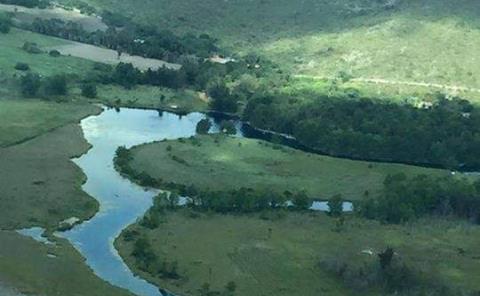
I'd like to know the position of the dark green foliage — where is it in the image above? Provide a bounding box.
[244,94,480,170]
[131,237,180,279]
[14,62,30,71]
[20,73,41,97]
[357,174,480,224]
[44,74,67,96]
[0,13,12,33]
[196,119,211,134]
[28,16,218,62]
[378,247,394,270]
[208,80,238,113]
[48,49,61,57]
[327,194,343,217]
[0,0,49,8]
[322,250,457,295]
[291,190,312,210]
[22,42,42,54]
[81,83,97,98]
[112,63,140,89]
[219,120,236,134]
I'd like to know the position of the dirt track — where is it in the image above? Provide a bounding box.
[47,42,181,71]
[294,74,480,94]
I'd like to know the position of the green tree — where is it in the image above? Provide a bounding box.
[327,194,343,217]
[81,83,97,98]
[196,119,211,134]
[44,74,67,96]
[291,191,311,210]
[20,73,41,97]
[0,14,12,34]
[220,120,236,134]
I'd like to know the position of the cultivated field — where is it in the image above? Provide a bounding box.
[125,135,447,201]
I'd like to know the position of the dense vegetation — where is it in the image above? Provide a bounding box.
[0,0,49,8]
[0,13,11,33]
[244,94,480,170]
[28,16,218,62]
[20,72,68,97]
[357,174,480,224]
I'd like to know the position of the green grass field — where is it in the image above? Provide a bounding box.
[0,28,96,77]
[0,119,99,231]
[57,0,480,101]
[125,135,447,201]
[0,99,100,147]
[0,231,134,296]
[117,210,480,296]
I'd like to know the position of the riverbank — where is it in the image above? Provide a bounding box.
[118,135,447,201]
[0,99,138,295]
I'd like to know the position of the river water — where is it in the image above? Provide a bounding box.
[45,107,352,296]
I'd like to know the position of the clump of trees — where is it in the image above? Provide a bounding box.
[196,119,211,134]
[131,237,180,280]
[28,16,218,62]
[81,83,97,98]
[14,62,30,71]
[321,247,459,295]
[357,173,480,224]
[20,73,41,96]
[0,13,12,33]
[0,0,49,8]
[22,42,42,54]
[244,94,480,170]
[19,73,68,97]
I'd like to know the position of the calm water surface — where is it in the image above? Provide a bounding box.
[46,107,352,296]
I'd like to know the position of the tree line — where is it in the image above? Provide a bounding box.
[243,93,480,170]
[357,173,480,224]
[27,16,218,62]
[0,0,48,8]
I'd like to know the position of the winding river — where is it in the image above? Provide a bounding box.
[46,107,352,296]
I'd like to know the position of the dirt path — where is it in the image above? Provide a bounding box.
[46,42,181,71]
[0,3,107,32]
[294,74,480,94]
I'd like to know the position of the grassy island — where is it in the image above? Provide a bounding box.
[118,135,447,201]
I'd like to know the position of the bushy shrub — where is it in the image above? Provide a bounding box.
[14,62,30,71]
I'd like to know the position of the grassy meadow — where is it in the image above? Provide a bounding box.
[59,0,480,101]
[117,210,480,296]
[125,135,447,201]
[0,231,134,296]
[0,28,96,77]
[0,99,100,147]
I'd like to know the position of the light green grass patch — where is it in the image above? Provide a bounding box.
[126,135,447,201]
[0,231,133,296]
[0,99,99,147]
[0,28,95,77]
